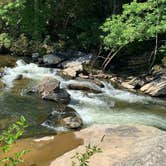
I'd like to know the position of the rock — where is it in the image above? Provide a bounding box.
[43,54,65,67]
[62,116,83,129]
[0,68,4,78]
[43,106,83,129]
[162,57,166,67]
[36,77,70,104]
[121,77,146,90]
[51,124,166,166]
[14,74,23,80]
[140,78,166,97]
[32,53,40,62]
[43,89,70,104]
[121,82,135,89]
[91,79,105,88]
[0,80,5,89]
[152,65,163,74]
[61,62,83,78]
[37,77,60,95]
[67,82,102,93]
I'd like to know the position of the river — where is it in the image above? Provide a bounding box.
[0,54,166,138]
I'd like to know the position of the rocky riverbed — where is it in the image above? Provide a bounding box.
[0,53,166,165]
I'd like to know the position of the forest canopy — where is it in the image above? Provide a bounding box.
[0,0,165,69]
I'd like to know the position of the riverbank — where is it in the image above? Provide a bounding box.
[1,124,165,166]
[0,54,166,166]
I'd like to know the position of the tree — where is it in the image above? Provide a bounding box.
[101,0,166,70]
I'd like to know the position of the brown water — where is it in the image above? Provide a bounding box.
[0,132,83,166]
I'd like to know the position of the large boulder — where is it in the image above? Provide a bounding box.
[43,89,70,104]
[51,124,166,166]
[37,77,70,104]
[37,77,60,95]
[140,78,166,97]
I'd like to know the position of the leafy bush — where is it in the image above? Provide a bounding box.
[71,144,102,166]
[101,0,166,69]
[0,116,30,166]
[0,33,12,49]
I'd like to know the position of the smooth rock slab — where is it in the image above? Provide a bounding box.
[140,78,166,97]
[51,124,166,166]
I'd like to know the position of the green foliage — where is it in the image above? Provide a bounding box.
[10,34,29,55]
[0,116,28,153]
[71,144,102,166]
[0,116,29,166]
[1,149,30,166]
[101,0,166,50]
[0,33,12,49]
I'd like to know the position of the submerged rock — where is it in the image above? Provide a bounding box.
[51,124,166,166]
[0,80,5,89]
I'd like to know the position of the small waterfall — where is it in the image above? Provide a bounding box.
[2,60,59,88]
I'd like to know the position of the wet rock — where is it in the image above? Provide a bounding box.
[43,54,65,67]
[14,74,23,80]
[0,68,4,78]
[43,106,83,130]
[51,124,166,166]
[90,79,105,88]
[43,89,70,104]
[37,77,60,95]
[140,78,166,97]
[36,77,70,104]
[62,116,83,129]
[67,82,102,93]
[0,80,5,89]
[12,78,32,95]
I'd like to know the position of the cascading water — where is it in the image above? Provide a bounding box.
[0,59,166,135]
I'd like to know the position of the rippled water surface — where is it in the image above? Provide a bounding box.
[0,55,166,136]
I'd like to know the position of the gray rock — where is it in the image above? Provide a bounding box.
[32,53,40,62]
[43,89,70,104]
[62,116,83,129]
[43,106,83,130]
[37,77,60,95]
[51,125,166,166]
[43,54,65,67]
[67,82,102,93]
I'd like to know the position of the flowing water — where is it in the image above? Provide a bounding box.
[0,55,166,137]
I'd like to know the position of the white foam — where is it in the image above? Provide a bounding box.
[2,60,57,88]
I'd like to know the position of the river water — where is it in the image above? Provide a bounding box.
[0,55,166,137]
